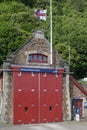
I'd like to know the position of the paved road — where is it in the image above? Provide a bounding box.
[0,121,87,130]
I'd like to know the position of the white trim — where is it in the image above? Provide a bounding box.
[50,0,53,64]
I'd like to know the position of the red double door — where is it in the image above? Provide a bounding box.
[13,71,63,124]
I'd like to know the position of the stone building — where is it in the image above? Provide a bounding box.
[0,30,87,124]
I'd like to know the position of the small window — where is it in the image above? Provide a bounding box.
[28,54,48,63]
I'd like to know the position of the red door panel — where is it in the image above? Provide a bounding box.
[13,72,39,124]
[40,73,47,122]
[14,72,23,124]
[13,69,63,124]
[40,73,62,123]
[31,73,38,123]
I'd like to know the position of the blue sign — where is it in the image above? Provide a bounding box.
[76,108,80,115]
[20,68,58,74]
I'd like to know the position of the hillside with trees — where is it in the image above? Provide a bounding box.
[0,0,87,79]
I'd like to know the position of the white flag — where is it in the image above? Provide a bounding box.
[34,9,47,21]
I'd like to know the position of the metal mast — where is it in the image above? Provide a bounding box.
[50,0,52,64]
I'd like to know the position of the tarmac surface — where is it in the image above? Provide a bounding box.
[0,121,87,130]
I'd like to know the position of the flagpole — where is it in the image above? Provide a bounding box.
[69,46,70,66]
[50,0,52,64]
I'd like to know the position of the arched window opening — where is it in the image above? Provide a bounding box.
[28,54,48,63]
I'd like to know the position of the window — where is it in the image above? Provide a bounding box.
[34,55,37,61]
[39,55,42,62]
[43,56,47,63]
[29,55,32,62]
[28,54,48,63]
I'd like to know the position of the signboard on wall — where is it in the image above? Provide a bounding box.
[20,68,58,74]
[84,102,87,108]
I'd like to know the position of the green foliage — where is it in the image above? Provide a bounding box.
[0,1,28,14]
[55,43,80,77]
[0,0,87,79]
[70,0,85,12]
[18,0,36,7]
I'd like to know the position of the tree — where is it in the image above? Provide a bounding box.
[0,0,87,79]
[18,0,36,8]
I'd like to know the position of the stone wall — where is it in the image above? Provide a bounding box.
[14,38,50,66]
[0,74,3,116]
[63,77,69,120]
[70,79,87,118]
[1,62,13,124]
[8,30,66,68]
[0,74,3,102]
[70,80,87,99]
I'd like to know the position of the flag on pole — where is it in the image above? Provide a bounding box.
[34,9,47,21]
